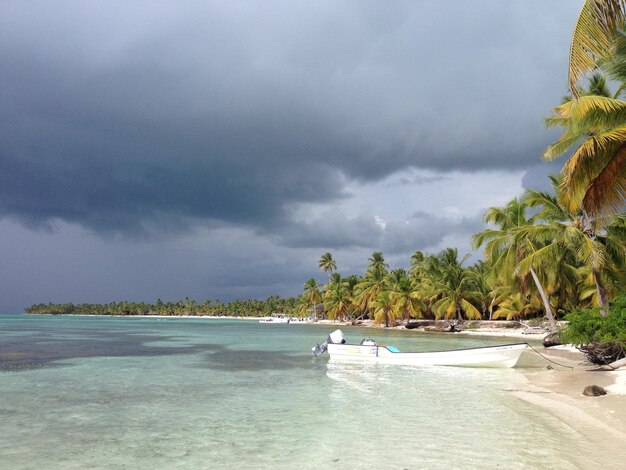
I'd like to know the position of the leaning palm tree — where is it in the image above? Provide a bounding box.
[318,252,337,280]
[520,176,626,314]
[353,266,387,320]
[473,199,559,332]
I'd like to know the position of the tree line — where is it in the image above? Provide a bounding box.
[26,296,300,317]
[303,175,625,331]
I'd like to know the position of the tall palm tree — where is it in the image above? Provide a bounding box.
[473,199,558,331]
[318,252,337,280]
[354,266,387,320]
[368,252,389,272]
[519,176,626,314]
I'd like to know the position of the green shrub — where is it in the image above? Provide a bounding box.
[562,294,626,364]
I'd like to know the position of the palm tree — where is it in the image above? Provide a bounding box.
[371,290,398,327]
[368,252,389,272]
[426,248,482,321]
[318,252,337,280]
[302,278,323,316]
[519,176,626,314]
[353,266,387,320]
[467,260,497,319]
[388,269,425,324]
[544,82,626,216]
[549,1,626,216]
[473,199,559,331]
[323,276,351,321]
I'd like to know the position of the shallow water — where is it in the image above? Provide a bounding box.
[0,315,610,469]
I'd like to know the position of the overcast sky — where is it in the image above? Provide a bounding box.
[0,1,581,312]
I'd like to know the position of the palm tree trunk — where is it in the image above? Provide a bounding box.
[529,267,557,333]
[592,268,610,316]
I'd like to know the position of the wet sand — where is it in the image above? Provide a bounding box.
[512,347,626,460]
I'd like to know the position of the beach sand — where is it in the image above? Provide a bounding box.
[511,347,626,459]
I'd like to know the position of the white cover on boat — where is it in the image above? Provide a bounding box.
[328,329,345,344]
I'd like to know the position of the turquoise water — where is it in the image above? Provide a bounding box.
[0,315,603,469]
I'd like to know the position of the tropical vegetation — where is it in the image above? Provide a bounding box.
[26,296,300,318]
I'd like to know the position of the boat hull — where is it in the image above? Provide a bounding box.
[326,343,527,368]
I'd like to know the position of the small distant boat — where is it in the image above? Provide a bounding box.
[259,315,290,324]
[312,330,528,368]
[259,315,312,324]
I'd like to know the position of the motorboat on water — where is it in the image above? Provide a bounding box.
[259,315,290,324]
[312,330,528,368]
[259,315,313,324]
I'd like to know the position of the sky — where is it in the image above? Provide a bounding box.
[0,1,582,312]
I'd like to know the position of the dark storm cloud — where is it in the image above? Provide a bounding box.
[0,1,579,235]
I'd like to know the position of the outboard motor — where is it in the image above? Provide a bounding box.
[312,329,345,357]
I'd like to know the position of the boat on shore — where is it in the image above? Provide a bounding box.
[312,330,528,368]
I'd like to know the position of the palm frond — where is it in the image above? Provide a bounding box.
[581,142,626,214]
[569,0,626,96]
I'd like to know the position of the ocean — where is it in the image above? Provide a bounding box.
[0,314,604,469]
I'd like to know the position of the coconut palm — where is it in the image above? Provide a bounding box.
[473,199,558,331]
[302,278,323,312]
[544,85,626,216]
[467,260,497,319]
[324,280,352,321]
[519,176,626,314]
[370,290,398,327]
[368,252,389,272]
[491,289,543,321]
[318,252,337,280]
[425,248,482,321]
[388,269,425,324]
[353,266,387,320]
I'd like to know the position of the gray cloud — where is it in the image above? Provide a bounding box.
[0,2,584,312]
[1,0,578,235]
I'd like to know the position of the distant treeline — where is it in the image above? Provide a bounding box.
[25,296,300,317]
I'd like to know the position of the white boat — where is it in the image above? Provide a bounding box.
[259,315,290,324]
[312,330,528,368]
[259,315,312,324]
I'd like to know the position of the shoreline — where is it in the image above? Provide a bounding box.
[512,346,626,454]
[19,312,626,447]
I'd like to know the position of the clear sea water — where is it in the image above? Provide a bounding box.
[0,314,610,469]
